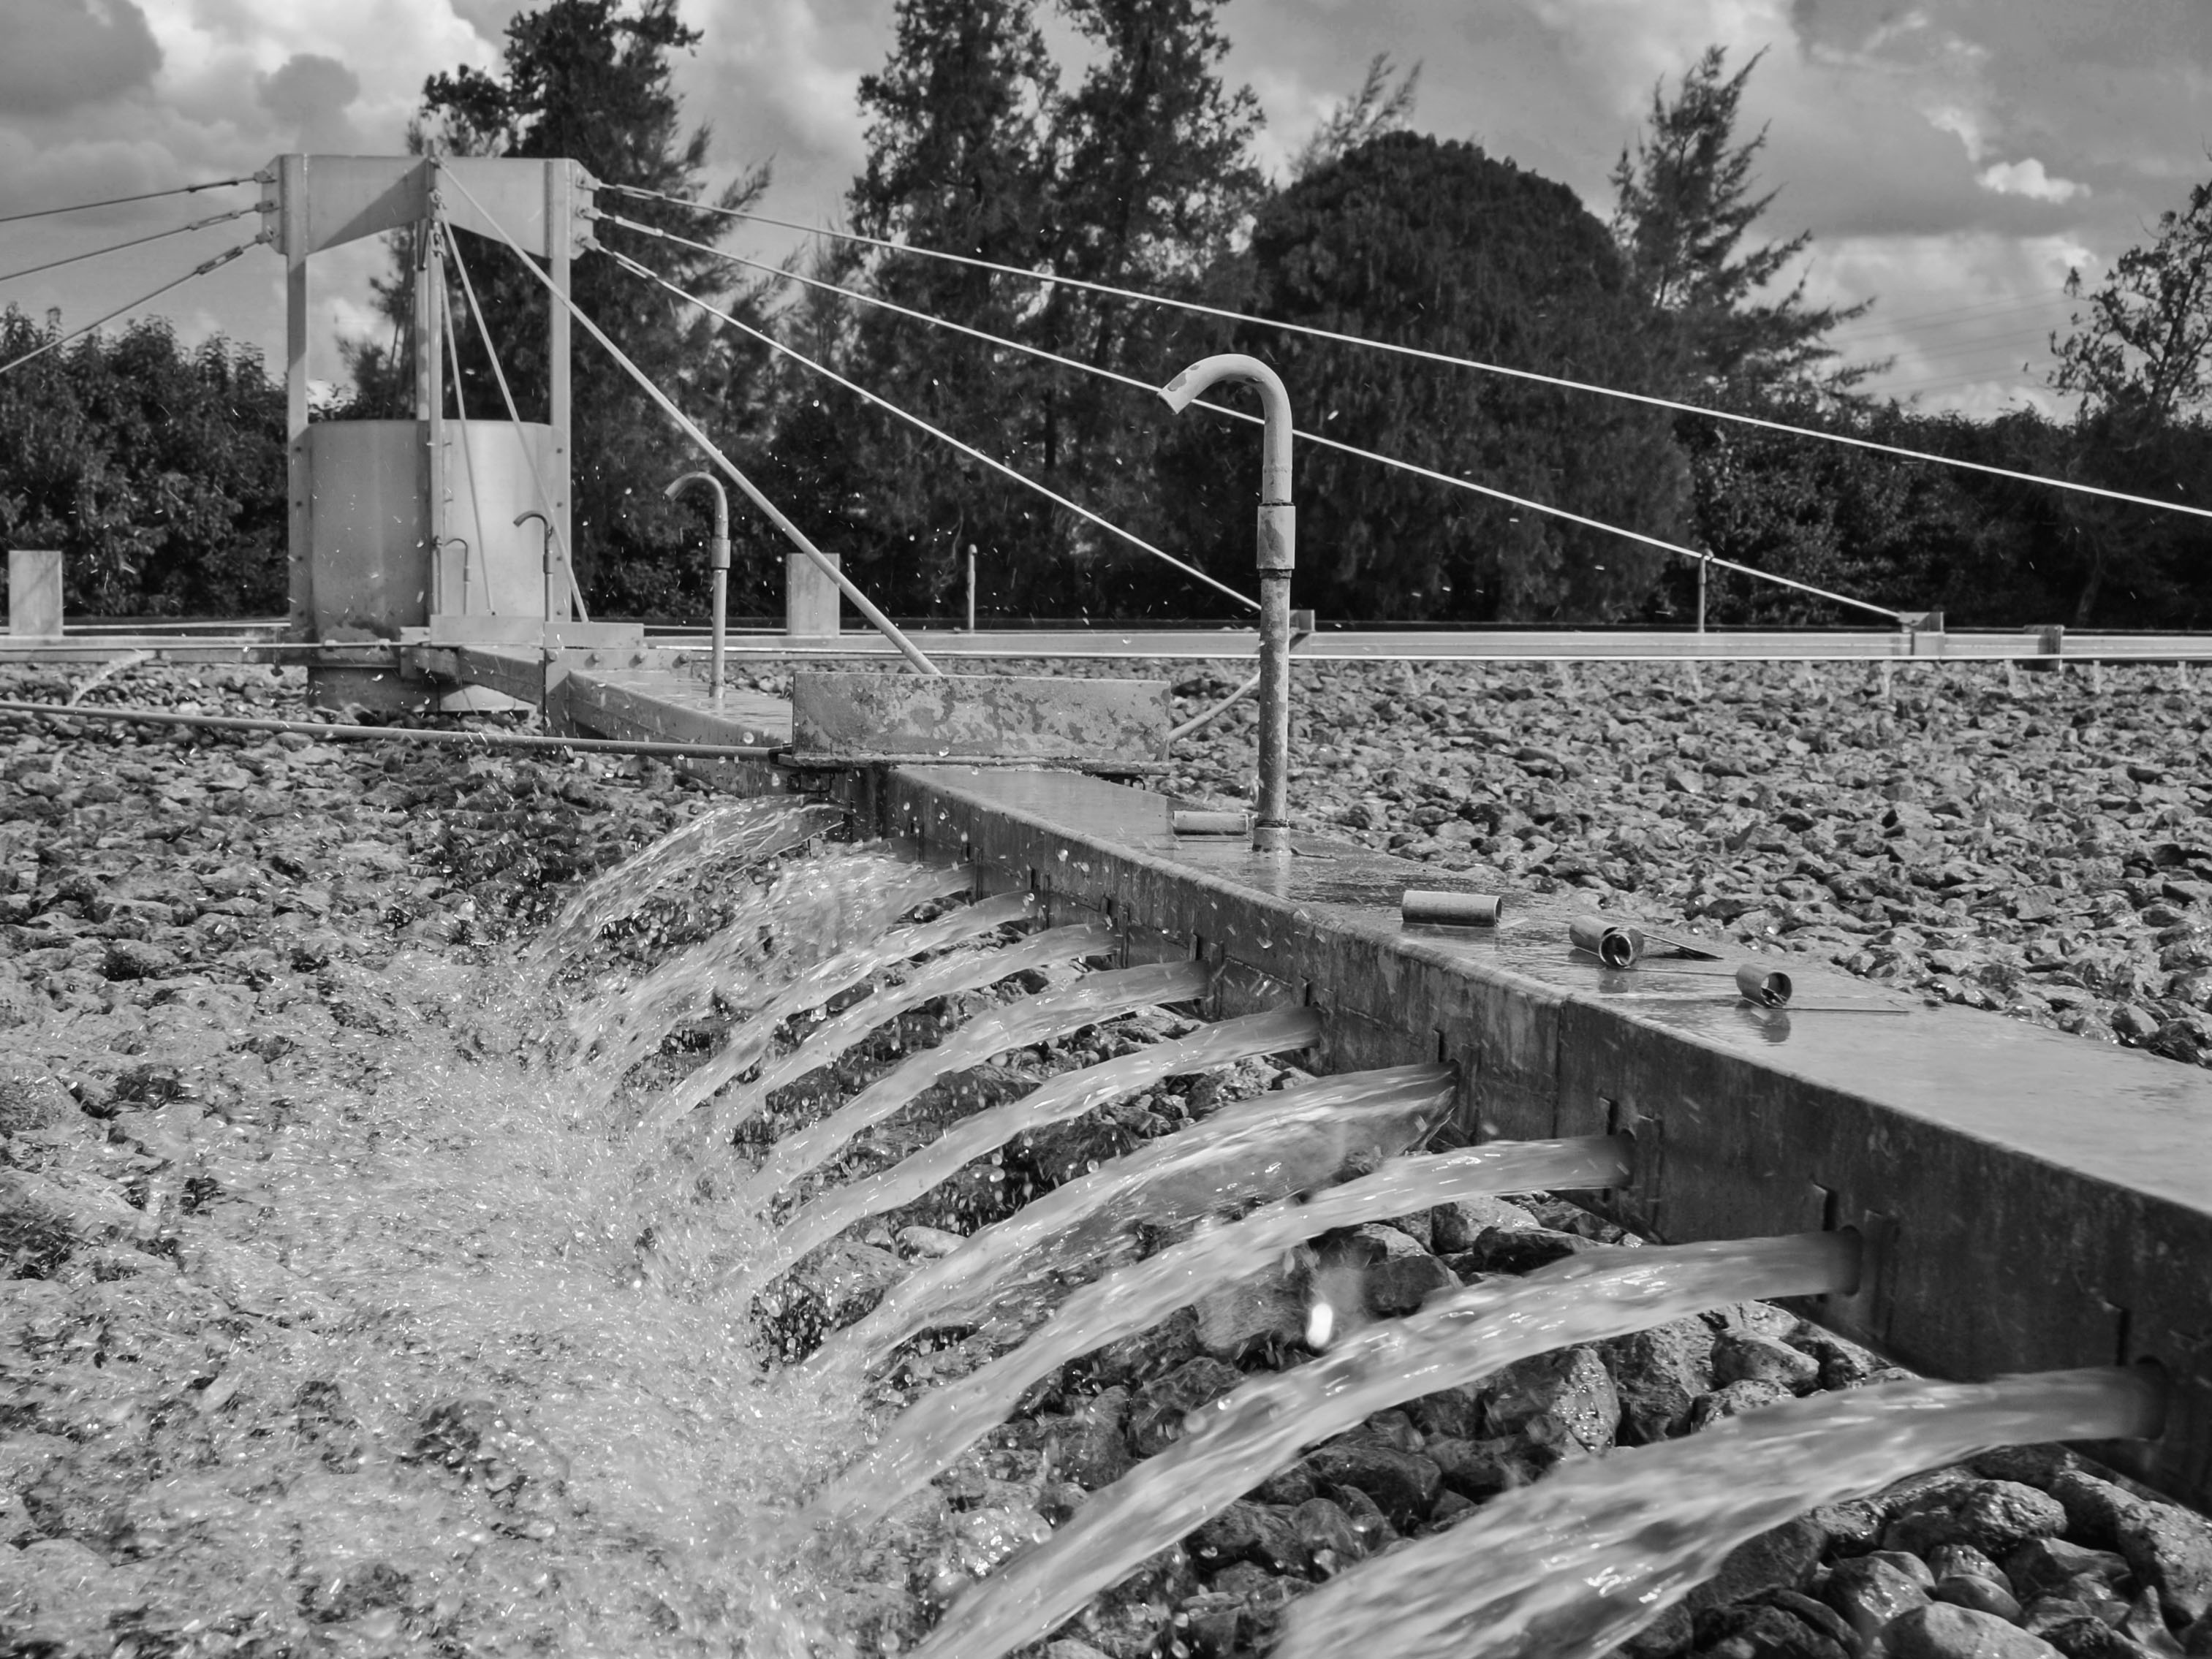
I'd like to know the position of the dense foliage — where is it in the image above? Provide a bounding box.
[1161,134,1690,620]
[0,310,285,617]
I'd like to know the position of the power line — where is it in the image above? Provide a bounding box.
[0,205,258,288]
[439,168,942,677]
[1826,289,2071,341]
[599,210,1900,623]
[0,175,257,228]
[0,236,265,379]
[596,229,1261,613]
[603,185,2212,528]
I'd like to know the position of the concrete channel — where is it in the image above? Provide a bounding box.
[455,643,2212,1514]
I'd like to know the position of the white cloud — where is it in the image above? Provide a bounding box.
[1977,158,2087,203]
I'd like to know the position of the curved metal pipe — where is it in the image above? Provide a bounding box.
[666,471,731,702]
[1161,354,1297,851]
[514,509,553,628]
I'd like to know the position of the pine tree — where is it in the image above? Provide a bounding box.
[1609,47,1864,398]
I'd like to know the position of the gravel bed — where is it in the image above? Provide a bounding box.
[5,658,2211,1659]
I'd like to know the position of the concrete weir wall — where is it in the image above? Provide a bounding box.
[849,764,2212,1511]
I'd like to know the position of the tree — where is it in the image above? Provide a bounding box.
[2046,174,2212,623]
[811,0,1268,618]
[1161,134,1692,621]
[1610,47,1866,398]
[0,309,286,617]
[340,0,780,617]
[1289,53,1420,181]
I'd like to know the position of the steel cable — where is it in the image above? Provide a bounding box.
[0,175,256,227]
[598,210,1898,623]
[599,183,2212,527]
[597,238,1262,615]
[437,170,940,675]
[0,236,266,379]
[0,206,259,287]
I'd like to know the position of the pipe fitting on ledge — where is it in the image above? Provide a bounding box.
[1161,354,1298,854]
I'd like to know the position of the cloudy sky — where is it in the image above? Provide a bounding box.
[1,0,2206,417]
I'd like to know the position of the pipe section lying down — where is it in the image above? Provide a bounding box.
[0,700,780,761]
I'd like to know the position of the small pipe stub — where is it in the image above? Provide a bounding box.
[1736,963,1794,1007]
[1402,889,1503,928]
[1172,809,1251,838]
[1569,915,1645,968]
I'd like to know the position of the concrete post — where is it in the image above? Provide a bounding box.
[8,550,62,639]
[787,550,841,640]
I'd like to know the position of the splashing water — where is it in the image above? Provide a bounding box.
[571,852,964,1082]
[529,797,844,969]
[1277,1367,2167,1659]
[912,1231,1857,1659]
[641,890,1042,1134]
[754,1004,1322,1289]
[690,919,1118,1147]
[727,958,1211,1226]
[813,1063,1465,1378]
[803,1121,1619,1533]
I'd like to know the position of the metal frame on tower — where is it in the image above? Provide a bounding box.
[262,154,594,642]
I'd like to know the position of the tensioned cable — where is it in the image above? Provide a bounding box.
[434,252,492,602]
[0,175,255,228]
[438,170,940,675]
[601,210,1897,623]
[599,238,1262,614]
[437,219,590,623]
[0,236,265,379]
[603,184,2212,527]
[0,205,258,288]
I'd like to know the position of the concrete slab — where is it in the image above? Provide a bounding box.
[791,670,1168,762]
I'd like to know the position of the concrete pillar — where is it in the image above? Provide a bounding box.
[787,550,841,639]
[8,550,62,639]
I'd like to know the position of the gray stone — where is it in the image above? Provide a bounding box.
[1885,1480,2069,1557]
[1822,1554,1933,1642]
[1289,1495,1366,1575]
[1687,1378,1790,1430]
[1486,1344,1620,1453]
[1174,1591,1243,1659]
[1690,1601,1849,1659]
[1303,1439,1442,1532]
[1934,1574,2025,1622]
[2032,1614,2162,1659]
[1429,1194,1539,1253]
[1453,1223,1607,1275]
[1884,1603,2067,1658]
[2113,1498,2212,1625]
[1929,1544,2011,1585]
[1690,1516,1826,1613]
[1187,1500,1309,1576]
[2007,1538,2132,1602]
[1128,1357,1243,1456]
[1425,1434,1555,1501]
[1602,1318,1719,1446]
[1711,1329,1821,1394]
[1365,1252,1458,1316]
[1406,1385,1482,1442]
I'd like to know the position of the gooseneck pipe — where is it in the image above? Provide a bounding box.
[514,509,555,630]
[665,471,730,702]
[1160,354,1295,853]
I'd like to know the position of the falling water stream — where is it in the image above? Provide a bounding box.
[801,1124,1626,1533]
[749,1003,1322,1289]
[1276,1366,2167,1659]
[910,1231,1861,1659]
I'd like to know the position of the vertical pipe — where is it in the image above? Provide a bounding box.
[967,545,977,634]
[420,179,446,624]
[1160,354,1296,854]
[281,155,311,642]
[547,161,575,622]
[665,472,731,703]
[1697,550,1709,635]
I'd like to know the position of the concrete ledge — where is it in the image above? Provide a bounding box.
[792,670,1168,762]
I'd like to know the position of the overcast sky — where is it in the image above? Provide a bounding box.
[2,0,2206,417]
